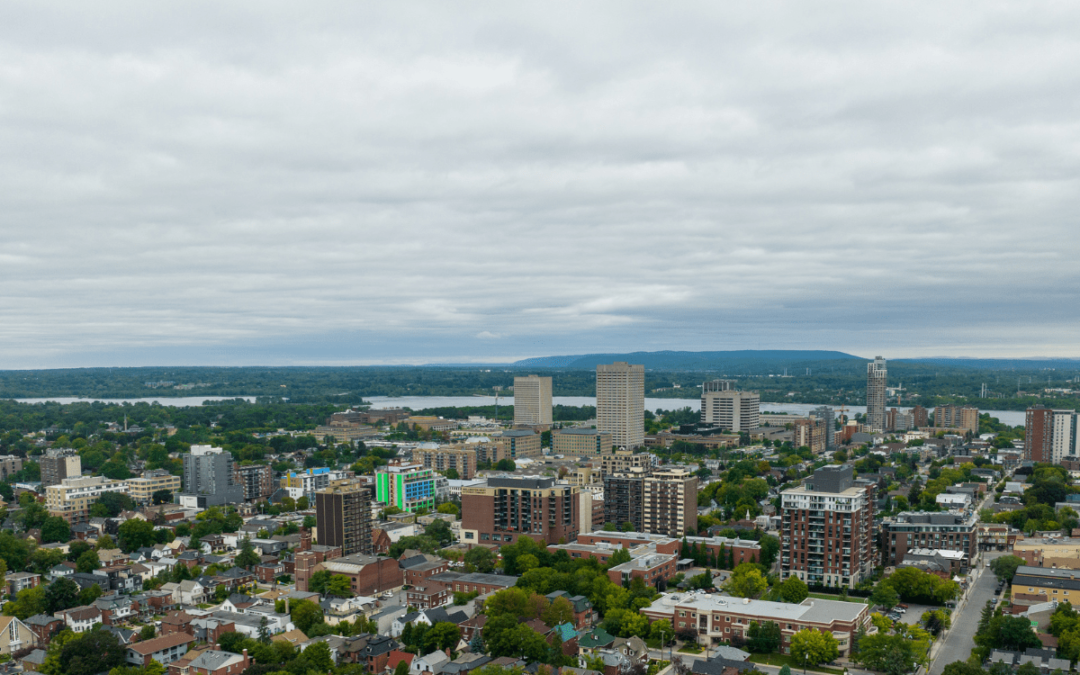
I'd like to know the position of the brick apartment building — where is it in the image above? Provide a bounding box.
[881,512,978,570]
[1026,406,1054,463]
[234,465,274,502]
[461,477,579,546]
[297,552,402,596]
[781,465,876,589]
[315,482,374,556]
[412,445,477,480]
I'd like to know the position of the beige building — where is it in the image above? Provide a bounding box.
[40,448,82,488]
[47,476,130,525]
[494,430,542,460]
[412,445,478,479]
[700,381,760,432]
[553,428,613,456]
[599,449,653,477]
[126,470,182,505]
[597,362,645,450]
[315,424,381,444]
[514,375,553,426]
[933,405,979,435]
[0,455,23,482]
[643,467,698,537]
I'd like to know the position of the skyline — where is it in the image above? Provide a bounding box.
[4,2,1080,368]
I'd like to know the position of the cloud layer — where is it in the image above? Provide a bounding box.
[2,1,1080,367]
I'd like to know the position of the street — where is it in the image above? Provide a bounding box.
[927,552,1004,674]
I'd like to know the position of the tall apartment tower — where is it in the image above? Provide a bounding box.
[180,445,244,507]
[316,482,375,556]
[781,465,876,589]
[866,357,888,432]
[40,448,82,488]
[911,405,929,428]
[811,407,835,451]
[934,405,980,435]
[603,472,646,532]
[596,362,645,450]
[700,380,760,432]
[643,467,698,537]
[1025,406,1054,463]
[514,375,553,426]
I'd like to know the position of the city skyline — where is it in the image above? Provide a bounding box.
[2,4,1080,368]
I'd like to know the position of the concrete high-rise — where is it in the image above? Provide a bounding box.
[933,405,980,435]
[40,448,81,488]
[316,482,375,556]
[811,407,835,450]
[179,445,244,508]
[700,380,760,432]
[596,362,645,450]
[866,357,888,432]
[642,467,698,537]
[781,465,876,589]
[1025,406,1054,463]
[513,375,553,426]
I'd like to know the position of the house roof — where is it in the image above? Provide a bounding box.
[128,632,196,655]
[187,650,245,671]
[272,629,309,645]
[553,623,577,641]
[386,651,414,670]
[578,627,615,648]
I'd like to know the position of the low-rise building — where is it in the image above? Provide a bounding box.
[881,512,978,570]
[126,471,182,506]
[553,429,613,457]
[46,476,130,525]
[126,632,196,666]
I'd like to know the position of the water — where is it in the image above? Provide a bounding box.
[12,396,257,407]
[366,395,1027,426]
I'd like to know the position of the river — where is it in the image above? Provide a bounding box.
[13,396,257,407]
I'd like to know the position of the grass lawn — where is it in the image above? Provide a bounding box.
[806,592,868,604]
[748,654,844,675]
[678,644,703,654]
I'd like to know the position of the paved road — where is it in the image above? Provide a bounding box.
[928,551,1004,675]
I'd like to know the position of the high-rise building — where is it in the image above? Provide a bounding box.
[781,465,875,588]
[552,428,613,457]
[793,417,827,454]
[933,405,980,435]
[234,464,274,502]
[596,362,645,450]
[46,476,130,525]
[0,455,23,481]
[811,407,835,451]
[911,405,929,428]
[179,445,244,508]
[599,450,655,477]
[603,472,645,532]
[700,381,760,432]
[315,482,375,556]
[460,477,579,545]
[412,444,477,480]
[375,462,436,513]
[866,357,888,432]
[40,448,81,488]
[642,467,698,537]
[514,375,553,426]
[1025,406,1055,463]
[1051,410,1080,464]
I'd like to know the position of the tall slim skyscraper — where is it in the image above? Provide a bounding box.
[596,362,645,450]
[316,482,374,556]
[866,357,887,432]
[1026,406,1054,463]
[513,375,553,426]
[811,406,835,451]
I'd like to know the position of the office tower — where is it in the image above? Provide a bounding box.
[494,430,543,459]
[514,375,553,426]
[793,417,827,454]
[881,512,977,569]
[40,448,81,488]
[375,462,436,513]
[46,476,130,525]
[180,445,244,507]
[234,464,274,502]
[700,380,760,432]
[552,429,613,457]
[642,467,698,537]
[412,445,477,479]
[911,405,929,428]
[316,482,375,556]
[781,465,875,589]
[603,473,645,533]
[866,357,888,432]
[596,362,645,450]
[460,477,579,546]
[933,405,980,435]
[1025,406,1055,463]
[811,407,835,451]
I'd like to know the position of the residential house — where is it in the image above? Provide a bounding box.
[126,633,196,666]
[411,650,450,675]
[59,606,103,633]
[185,648,250,675]
[5,573,41,597]
[23,615,63,646]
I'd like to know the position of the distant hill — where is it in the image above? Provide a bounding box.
[512,350,864,371]
[893,357,1080,371]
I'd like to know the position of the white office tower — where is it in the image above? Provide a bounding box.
[513,375,553,426]
[700,380,760,432]
[596,362,645,450]
[866,357,888,432]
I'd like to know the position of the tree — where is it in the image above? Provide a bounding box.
[649,619,673,645]
[990,555,1024,583]
[139,624,156,641]
[290,599,324,633]
[426,519,453,546]
[324,574,353,597]
[607,547,632,567]
[44,578,81,614]
[297,496,310,510]
[789,628,839,667]
[219,631,249,654]
[437,503,460,515]
[778,666,791,675]
[395,659,411,675]
[151,489,172,505]
[95,534,116,551]
[778,576,808,604]
[94,492,135,518]
[78,584,103,606]
[746,621,782,654]
[3,585,46,619]
[998,615,1043,651]
[303,641,333,671]
[235,536,260,569]
[856,633,922,675]
[542,596,575,627]
[724,563,767,598]
[76,550,100,573]
[307,570,333,594]
[465,546,496,573]
[870,584,900,611]
[118,519,157,552]
[425,622,462,652]
[41,516,71,544]
[59,629,126,675]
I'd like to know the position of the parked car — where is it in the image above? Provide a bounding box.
[898,604,909,609]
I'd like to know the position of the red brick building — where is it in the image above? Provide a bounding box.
[1026,407,1054,463]
[461,477,579,546]
[298,553,402,595]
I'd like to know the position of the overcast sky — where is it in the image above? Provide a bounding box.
[3,2,1080,368]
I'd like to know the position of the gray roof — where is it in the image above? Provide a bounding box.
[188,651,241,671]
[454,572,517,587]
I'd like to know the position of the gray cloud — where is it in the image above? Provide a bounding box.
[2,1,1080,367]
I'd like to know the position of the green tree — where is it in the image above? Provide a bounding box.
[425,622,462,652]
[59,628,126,675]
[303,641,333,671]
[290,599,324,633]
[41,516,71,544]
[139,624,156,641]
[777,576,809,604]
[44,578,81,614]
[746,621,782,654]
[118,519,157,552]
[3,585,46,619]
[324,574,353,597]
[78,584,103,606]
[724,563,767,598]
[76,550,100,573]
[790,628,839,667]
[990,555,1024,583]
[541,596,575,628]
[870,584,900,611]
[465,547,496,573]
[395,659,411,675]
[437,503,460,515]
[607,547,632,567]
[151,489,172,505]
[95,534,116,551]
[855,633,922,675]
[235,536,260,569]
